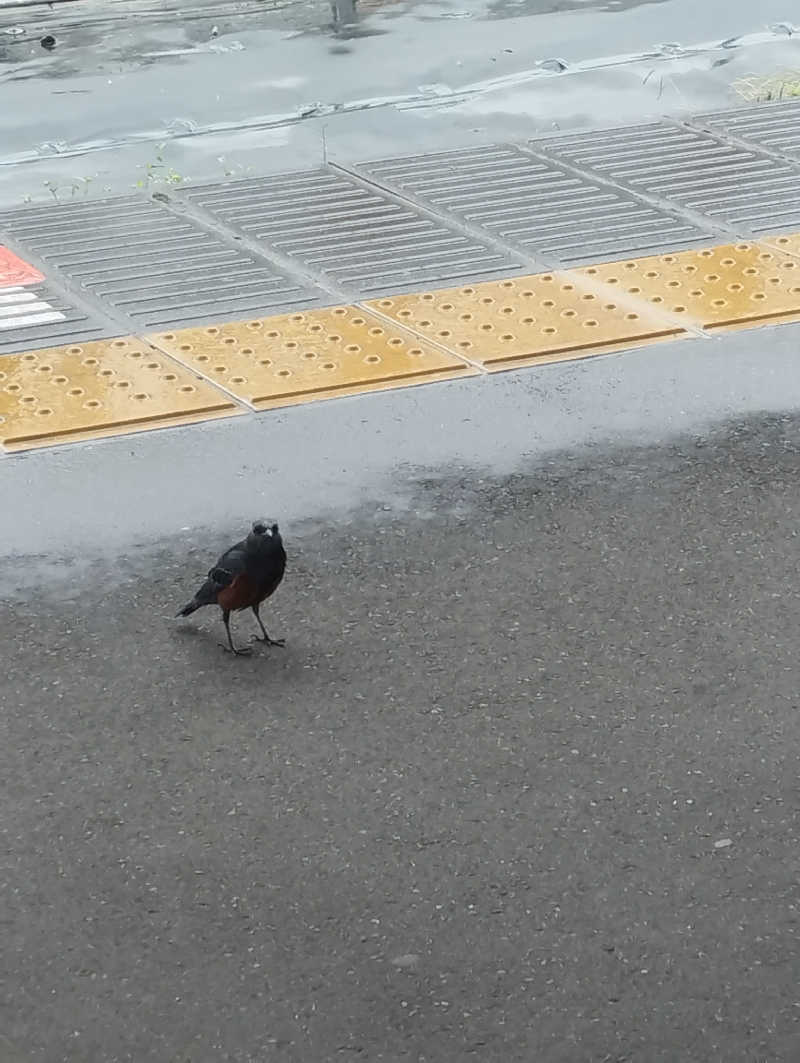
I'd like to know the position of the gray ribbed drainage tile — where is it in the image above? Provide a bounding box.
[0,196,322,329]
[0,284,108,356]
[538,121,800,235]
[694,99,800,163]
[356,144,711,265]
[183,169,521,295]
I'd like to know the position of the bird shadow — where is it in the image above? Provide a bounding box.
[172,617,297,669]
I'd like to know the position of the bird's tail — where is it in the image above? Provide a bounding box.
[176,577,218,618]
[176,598,200,618]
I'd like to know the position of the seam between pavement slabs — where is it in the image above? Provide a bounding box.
[678,113,800,173]
[328,160,549,277]
[525,132,743,247]
[153,189,350,308]
[339,145,718,271]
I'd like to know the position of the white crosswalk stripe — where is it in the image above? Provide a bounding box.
[0,286,67,331]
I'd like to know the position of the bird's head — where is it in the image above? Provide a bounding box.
[252,519,280,539]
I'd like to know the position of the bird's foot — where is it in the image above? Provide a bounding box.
[218,642,253,656]
[253,635,285,648]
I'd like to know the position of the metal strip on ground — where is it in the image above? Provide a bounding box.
[0,336,241,451]
[538,121,800,235]
[572,242,800,331]
[354,144,712,266]
[364,274,686,372]
[182,169,522,296]
[147,306,478,409]
[0,196,323,330]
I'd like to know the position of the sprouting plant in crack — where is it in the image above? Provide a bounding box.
[733,71,800,102]
[42,176,94,202]
[136,143,185,190]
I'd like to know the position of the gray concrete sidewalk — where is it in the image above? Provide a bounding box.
[1,321,799,563]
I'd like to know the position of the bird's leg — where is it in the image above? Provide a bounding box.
[252,605,285,647]
[219,609,252,656]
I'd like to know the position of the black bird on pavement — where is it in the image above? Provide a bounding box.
[176,520,286,656]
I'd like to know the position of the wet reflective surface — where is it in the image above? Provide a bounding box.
[0,336,239,449]
[577,243,800,330]
[0,0,796,206]
[148,306,477,409]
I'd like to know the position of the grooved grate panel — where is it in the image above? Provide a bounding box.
[365,273,684,371]
[695,100,800,162]
[148,306,476,409]
[0,197,321,329]
[0,285,107,357]
[540,122,800,234]
[183,170,521,295]
[356,144,711,264]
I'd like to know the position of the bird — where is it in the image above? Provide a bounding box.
[176,520,286,656]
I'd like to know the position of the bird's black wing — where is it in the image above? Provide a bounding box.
[177,537,258,616]
[208,538,249,587]
[182,539,249,610]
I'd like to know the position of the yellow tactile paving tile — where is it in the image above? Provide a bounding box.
[147,306,477,409]
[0,337,240,452]
[12,228,800,455]
[763,232,800,260]
[364,274,685,371]
[574,242,800,332]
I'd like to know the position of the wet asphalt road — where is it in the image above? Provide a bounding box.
[4,411,800,1062]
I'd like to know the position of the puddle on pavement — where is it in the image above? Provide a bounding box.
[486,0,668,17]
[0,0,797,208]
[1,0,788,76]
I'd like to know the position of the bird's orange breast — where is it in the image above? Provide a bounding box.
[216,573,261,612]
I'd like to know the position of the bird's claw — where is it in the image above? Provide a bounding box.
[218,642,253,656]
[253,636,285,647]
